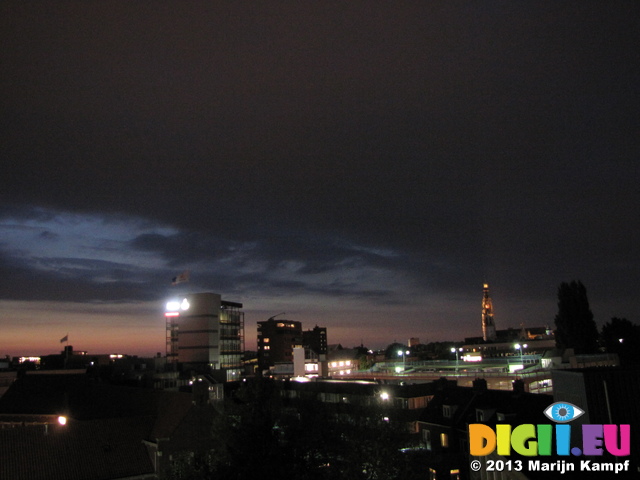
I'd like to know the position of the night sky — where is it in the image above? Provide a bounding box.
[2,2,639,356]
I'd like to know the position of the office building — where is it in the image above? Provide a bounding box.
[165,292,244,382]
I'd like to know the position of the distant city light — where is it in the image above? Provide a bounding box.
[18,356,41,364]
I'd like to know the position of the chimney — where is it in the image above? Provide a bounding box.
[512,379,525,395]
[472,378,487,393]
[435,377,450,391]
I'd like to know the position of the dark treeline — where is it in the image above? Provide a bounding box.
[554,280,640,363]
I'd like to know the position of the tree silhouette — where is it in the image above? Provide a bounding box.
[202,377,422,480]
[601,317,640,365]
[554,280,599,354]
[384,342,409,359]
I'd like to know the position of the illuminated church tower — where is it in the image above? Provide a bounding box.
[482,283,497,341]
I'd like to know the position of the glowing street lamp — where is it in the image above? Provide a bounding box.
[514,343,528,365]
[397,349,410,372]
[451,347,463,371]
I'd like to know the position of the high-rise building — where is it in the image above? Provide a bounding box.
[165,292,244,381]
[257,317,302,371]
[482,283,497,341]
[303,325,328,356]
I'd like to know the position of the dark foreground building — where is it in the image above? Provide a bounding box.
[0,371,217,480]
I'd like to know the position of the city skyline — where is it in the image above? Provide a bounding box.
[2,3,639,357]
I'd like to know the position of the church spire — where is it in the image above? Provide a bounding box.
[482,283,497,341]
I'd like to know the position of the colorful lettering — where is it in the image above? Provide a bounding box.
[468,423,630,457]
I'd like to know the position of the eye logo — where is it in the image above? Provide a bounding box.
[544,402,584,423]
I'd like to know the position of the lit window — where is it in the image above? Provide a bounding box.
[346,360,351,366]
[264,338,270,343]
[339,361,344,367]
[331,362,337,367]
[441,433,449,448]
[423,429,432,450]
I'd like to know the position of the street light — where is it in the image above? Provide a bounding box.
[514,343,528,366]
[397,349,410,372]
[451,347,463,372]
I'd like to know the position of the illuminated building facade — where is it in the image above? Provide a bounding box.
[481,283,497,341]
[165,292,244,381]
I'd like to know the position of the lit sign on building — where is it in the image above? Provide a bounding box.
[462,353,483,362]
[165,298,190,317]
[18,356,41,365]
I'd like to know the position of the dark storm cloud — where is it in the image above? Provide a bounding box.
[130,232,240,266]
[228,273,396,304]
[0,251,155,302]
[130,228,397,275]
[1,2,639,338]
[130,228,403,301]
[38,231,59,241]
